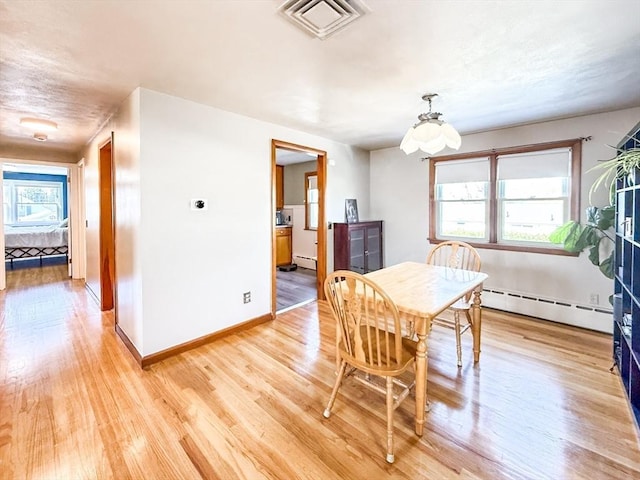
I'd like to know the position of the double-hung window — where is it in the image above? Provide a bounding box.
[3,179,64,226]
[435,158,489,241]
[305,171,318,230]
[497,149,570,244]
[430,139,581,254]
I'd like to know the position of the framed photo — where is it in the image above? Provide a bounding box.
[345,199,359,223]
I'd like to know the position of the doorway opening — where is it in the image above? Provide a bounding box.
[271,140,327,315]
[1,161,72,289]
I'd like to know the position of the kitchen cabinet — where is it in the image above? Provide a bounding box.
[276,165,284,209]
[276,226,292,266]
[333,221,383,274]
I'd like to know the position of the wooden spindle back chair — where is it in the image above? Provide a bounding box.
[426,241,482,367]
[323,270,416,463]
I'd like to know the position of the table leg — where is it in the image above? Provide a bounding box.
[471,289,482,363]
[414,330,428,436]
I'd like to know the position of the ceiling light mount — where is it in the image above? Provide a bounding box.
[20,117,58,132]
[400,93,461,155]
[33,132,48,142]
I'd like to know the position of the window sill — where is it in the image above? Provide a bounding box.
[428,238,579,256]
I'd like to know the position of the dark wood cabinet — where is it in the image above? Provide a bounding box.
[333,221,383,274]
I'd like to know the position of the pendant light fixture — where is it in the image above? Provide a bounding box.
[400,93,461,155]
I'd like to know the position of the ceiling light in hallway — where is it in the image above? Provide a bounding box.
[19,117,58,131]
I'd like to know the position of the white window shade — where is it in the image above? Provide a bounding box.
[435,157,490,184]
[498,148,571,180]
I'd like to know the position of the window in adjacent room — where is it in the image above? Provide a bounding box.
[429,139,581,254]
[2,171,67,226]
[305,171,318,230]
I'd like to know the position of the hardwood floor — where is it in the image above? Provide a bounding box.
[276,266,316,311]
[1,266,639,479]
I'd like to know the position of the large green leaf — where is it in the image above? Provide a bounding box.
[549,221,584,251]
[599,252,615,279]
[595,205,615,230]
[585,206,598,226]
[588,237,601,265]
[575,225,599,251]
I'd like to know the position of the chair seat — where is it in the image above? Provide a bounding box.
[341,326,416,376]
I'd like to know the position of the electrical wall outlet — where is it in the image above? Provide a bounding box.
[589,293,599,305]
[243,291,251,304]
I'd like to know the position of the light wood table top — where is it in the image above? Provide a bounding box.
[365,261,488,322]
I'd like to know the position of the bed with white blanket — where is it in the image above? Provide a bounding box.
[4,223,69,266]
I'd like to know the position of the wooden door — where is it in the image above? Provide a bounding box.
[99,136,115,311]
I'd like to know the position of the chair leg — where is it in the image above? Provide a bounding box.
[385,376,395,463]
[454,311,462,368]
[324,360,347,418]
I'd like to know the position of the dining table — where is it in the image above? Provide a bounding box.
[364,261,488,436]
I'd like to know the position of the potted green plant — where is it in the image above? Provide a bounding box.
[588,146,640,203]
[550,144,640,280]
[549,204,615,278]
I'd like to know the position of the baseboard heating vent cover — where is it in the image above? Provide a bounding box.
[278,0,369,40]
[483,288,612,315]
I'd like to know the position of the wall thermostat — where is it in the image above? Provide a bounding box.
[191,198,208,211]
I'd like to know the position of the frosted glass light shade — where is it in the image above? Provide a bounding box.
[400,120,461,155]
[20,117,58,131]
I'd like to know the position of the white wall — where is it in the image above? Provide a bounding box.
[83,88,368,356]
[286,205,317,269]
[371,107,640,332]
[283,160,316,205]
[80,88,143,348]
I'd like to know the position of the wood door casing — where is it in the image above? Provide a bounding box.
[271,139,327,316]
[275,165,284,209]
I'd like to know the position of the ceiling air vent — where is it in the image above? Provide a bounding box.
[278,0,369,40]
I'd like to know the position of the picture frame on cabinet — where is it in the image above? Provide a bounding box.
[345,199,359,224]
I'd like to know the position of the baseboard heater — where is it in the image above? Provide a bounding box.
[482,288,613,334]
[293,254,317,270]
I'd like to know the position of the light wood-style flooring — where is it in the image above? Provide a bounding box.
[276,266,317,311]
[1,264,639,479]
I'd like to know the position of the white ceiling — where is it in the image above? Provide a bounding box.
[1,0,639,160]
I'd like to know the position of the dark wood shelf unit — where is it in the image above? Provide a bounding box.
[333,221,383,274]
